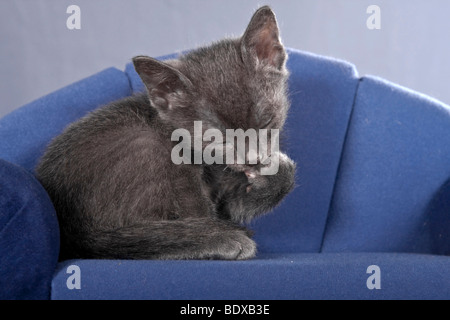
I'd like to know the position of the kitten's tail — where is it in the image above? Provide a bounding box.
[62,217,256,260]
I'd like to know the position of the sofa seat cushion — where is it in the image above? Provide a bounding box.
[51,252,450,300]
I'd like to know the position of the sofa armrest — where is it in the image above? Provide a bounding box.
[323,76,450,254]
[0,159,59,299]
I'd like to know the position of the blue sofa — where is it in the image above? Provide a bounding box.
[1,48,449,300]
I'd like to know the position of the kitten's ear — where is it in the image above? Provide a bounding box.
[241,6,286,70]
[133,56,192,110]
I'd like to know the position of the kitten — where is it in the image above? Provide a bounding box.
[36,6,296,260]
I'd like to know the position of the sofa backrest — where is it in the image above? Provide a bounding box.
[251,49,360,253]
[11,49,448,256]
[0,49,362,255]
[124,49,361,254]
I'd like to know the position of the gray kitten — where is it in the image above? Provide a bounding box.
[36,6,296,260]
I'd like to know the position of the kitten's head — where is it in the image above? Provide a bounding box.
[133,6,289,137]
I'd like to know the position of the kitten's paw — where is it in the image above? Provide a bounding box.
[214,231,256,260]
[234,233,257,260]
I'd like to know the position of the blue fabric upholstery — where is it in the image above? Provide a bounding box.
[1,48,449,299]
[0,159,59,299]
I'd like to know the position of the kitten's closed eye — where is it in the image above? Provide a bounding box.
[260,118,274,129]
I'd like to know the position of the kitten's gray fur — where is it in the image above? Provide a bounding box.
[36,6,296,260]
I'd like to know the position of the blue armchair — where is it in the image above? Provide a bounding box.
[1,48,449,300]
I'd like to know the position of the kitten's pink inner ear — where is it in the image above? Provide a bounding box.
[253,26,284,68]
[242,6,286,70]
[133,56,193,111]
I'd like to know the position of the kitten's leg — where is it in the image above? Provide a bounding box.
[75,217,256,260]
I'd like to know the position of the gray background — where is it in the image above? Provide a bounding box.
[1,0,450,118]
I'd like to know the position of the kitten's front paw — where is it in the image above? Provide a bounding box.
[234,233,257,260]
[214,231,256,260]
